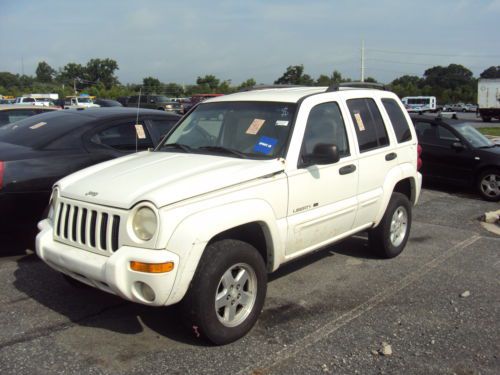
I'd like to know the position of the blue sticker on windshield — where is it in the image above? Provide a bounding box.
[253,136,278,155]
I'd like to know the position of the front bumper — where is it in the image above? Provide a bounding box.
[36,219,179,306]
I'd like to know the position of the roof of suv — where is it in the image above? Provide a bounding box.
[210,87,327,103]
[205,85,390,104]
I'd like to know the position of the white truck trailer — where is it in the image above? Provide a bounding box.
[478,78,500,122]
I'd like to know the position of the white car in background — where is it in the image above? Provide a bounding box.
[64,96,100,109]
[14,97,51,107]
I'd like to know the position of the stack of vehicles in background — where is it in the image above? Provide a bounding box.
[477,78,500,122]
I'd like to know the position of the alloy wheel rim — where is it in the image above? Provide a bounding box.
[480,174,500,198]
[215,263,257,327]
[390,206,408,247]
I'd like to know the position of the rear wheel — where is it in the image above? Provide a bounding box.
[369,193,412,258]
[477,169,500,201]
[482,116,491,122]
[180,239,267,345]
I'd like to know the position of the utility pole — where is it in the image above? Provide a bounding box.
[361,40,365,82]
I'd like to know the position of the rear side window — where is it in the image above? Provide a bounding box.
[90,122,154,151]
[382,98,412,143]
[149,118,178,138]
[347,98,389,152]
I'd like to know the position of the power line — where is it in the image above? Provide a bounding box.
[367,48,500,58]
[368,58,487,70]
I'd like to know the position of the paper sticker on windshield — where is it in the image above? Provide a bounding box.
[29,122,47,130]
[253,136,278,155]
[276,120,289,127]
[354,112,365,131]
[246,119,265,135]
[135,124,146,139]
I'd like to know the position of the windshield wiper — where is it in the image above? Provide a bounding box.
[197,146,248,158]
[161,143,192,152]
[477,144,497,149]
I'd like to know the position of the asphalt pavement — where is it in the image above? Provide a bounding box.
[0,187,499,375]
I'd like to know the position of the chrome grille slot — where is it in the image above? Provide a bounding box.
[53,199,123,255]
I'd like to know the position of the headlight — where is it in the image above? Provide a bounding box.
[132,206,157,241]
[47,188,58,222]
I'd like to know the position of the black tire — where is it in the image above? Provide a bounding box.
[477,169,500,202]
[482,116,491,122]
[180,239,267,345]
[369,192,412,259]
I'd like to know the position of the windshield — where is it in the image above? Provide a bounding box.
[158,101,296,159]
[454,123,494,148]
[78,97,92,103]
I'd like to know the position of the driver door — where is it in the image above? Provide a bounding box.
[286,101,358,256]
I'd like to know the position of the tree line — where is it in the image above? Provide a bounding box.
[0,58,499,104]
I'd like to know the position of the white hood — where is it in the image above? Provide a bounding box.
[58,151,285,209]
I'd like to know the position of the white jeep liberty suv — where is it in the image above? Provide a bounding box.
[37,84,422,345]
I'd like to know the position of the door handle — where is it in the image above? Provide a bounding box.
[339,164,356,175]
[385,152,397,161]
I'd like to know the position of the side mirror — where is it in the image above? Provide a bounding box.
[302,143,340,167]
[451,141,466,151]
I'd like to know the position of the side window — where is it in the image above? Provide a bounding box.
[149,119,178,138]
[128,96,138,104]
[90,122,154,151]
[347,98,389,152]
[382,98,412,143]
[302,102,349,157]
[414,122,459,146]
[141,96,149,104]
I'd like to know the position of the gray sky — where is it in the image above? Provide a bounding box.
[1,0,499,85]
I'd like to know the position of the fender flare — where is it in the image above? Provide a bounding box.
[373,163,419,226]
[164,199,283,305]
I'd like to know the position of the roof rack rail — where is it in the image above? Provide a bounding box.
[238,84,308,92]
[326,81,387,92]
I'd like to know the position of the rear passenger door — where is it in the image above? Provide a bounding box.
[346,98,396,228]
[286,101,358,256]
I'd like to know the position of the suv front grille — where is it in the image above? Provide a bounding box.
[54,201,121,253]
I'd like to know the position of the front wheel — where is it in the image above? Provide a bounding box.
[477,169,500,201]
[369,192,412,258]
[180,239,267,345]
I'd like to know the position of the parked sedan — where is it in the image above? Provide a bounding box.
[411,115,500,201]
[0,108,180,236]
[0,104,60,127]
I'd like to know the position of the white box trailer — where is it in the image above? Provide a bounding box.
[478,78,500,122]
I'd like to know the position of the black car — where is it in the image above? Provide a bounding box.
[94,99,123,107]
[0,108,180,235]
[411,115,500,201]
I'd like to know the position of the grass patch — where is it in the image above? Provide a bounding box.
[477,127,500,137]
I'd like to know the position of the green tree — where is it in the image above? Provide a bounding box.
[142,76,162,94]
[238,78,257,90]
[274,65,314,85]
[35,61,56,83]
[196,75,220,92]
[163,83,184,97]
[423,64,473,90]
[85,58,120,89]
[57,63,86,86]
[0,72,19,88]
[480,66,500,78]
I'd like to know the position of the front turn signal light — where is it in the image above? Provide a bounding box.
[130,261,174,273]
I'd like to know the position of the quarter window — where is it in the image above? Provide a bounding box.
[347,98,389,152]
[382,98,412,143]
